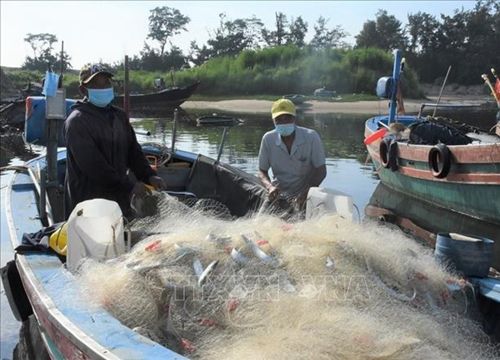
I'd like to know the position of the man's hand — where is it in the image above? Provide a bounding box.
[268,184,280,201]
[294,189,309,209]
[148,175,165,190]
[132,182,149,198]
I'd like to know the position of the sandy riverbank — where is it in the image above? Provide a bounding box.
[183,95,492,116]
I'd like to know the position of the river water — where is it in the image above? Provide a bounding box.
[0,108,497,358]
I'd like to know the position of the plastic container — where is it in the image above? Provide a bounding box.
[24,96,77,146]
[66,199,125,273]
[49,223,68,256]
[434,232,494,277]
[305,187,353,220]
[376,76,394,98]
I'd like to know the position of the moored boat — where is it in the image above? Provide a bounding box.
[196,113,242,126]
[364,50,500,228]
[114,81,200,110]
[282,94,306,105]
[0,82,200,130]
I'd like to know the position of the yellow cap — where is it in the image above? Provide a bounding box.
[271,99,296,120]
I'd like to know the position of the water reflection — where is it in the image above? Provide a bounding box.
[366,183,500,267]
[135,111,369,163]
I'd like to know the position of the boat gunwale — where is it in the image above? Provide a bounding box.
[365,116,500,164]
[5,167,122,359]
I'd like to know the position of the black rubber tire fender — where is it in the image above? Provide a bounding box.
[428,143,451,178]
[379,137,391,168]
[379,137,398,171]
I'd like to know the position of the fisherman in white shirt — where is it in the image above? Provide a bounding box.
[258,99,327,210]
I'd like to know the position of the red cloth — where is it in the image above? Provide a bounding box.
[495,78,500,99]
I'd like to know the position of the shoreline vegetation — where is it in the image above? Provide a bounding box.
[1,47,494,117]
[4,48,424,98]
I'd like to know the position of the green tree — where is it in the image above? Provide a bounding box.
[192,13,264,61]
[24,33,57,59]
[139,43,163,71]
[188,41,212,66]
[356,10,406,50]
[285,17,308,47]
[406,12,440,54]
[22,33,71,71]
[164,45,189,70]
[147,6,190,56]
[207,13,253,57]
[403,0,499,84]
[310,16,347,49]
[444,0,500,83]
[262,12,288,46]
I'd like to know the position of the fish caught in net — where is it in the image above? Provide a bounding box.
[78,195,499,359]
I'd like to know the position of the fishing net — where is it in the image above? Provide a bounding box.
[77,194,499,359]
[132,192,233,221]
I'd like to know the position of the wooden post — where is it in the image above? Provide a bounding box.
[171,108,178,152]
[388,49,402,125]
[217,127,228,162]
[60,41,64,75]
[433,65,452,117]
[124,55,130,116]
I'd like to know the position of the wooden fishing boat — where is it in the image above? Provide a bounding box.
[282,94,306,105]
[313,87,337,98]
[0,82,200,130]
[364,50,500,227]
[114,81,200,109]
[1,146,267,359]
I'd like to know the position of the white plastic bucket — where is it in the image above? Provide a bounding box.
[67,199,125,273]
[305,187,354,220]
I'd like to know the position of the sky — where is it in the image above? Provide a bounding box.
[0,1,477,69]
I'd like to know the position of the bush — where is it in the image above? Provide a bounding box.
[2,46,424,99]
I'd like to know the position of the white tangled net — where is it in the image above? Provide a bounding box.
[78,193,498,359]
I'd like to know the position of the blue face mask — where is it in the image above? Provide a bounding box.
[275,123,295,137]
[87,87,114,107]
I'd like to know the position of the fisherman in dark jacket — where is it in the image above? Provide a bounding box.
[64,63,165,219]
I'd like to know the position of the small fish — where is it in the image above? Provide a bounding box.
[326,256,335,270]
[230,248,249,265]
[192,257,218,286]
[241,233,279,267]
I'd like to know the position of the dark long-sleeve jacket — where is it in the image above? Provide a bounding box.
[64,101,156,218]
